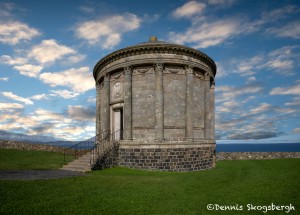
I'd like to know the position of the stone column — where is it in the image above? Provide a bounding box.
[102,75,110,135]
[204,72,211,140]
[124,66,132,140]
[210,82,215,140]
[155,63,164,140]
[185,65,193,140]
[96,82,101,137]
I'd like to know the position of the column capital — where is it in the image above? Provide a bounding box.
[185,65,193,74]
[154,63,164,71]
[104,74,110,82]
[204,72,210,81]
[96,82,100,89]
[124,66,132,75]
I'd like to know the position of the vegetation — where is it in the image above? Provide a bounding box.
[0,149,299,214]
[0,149,73,170]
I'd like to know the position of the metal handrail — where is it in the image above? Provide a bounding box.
[63,130,109,162]
[90,129,123,168]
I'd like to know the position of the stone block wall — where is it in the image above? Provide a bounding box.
[119,143,215,172]
[132,70,155,139]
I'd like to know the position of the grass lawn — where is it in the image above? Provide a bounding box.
[0,149,299,215]
[0,149,73,170]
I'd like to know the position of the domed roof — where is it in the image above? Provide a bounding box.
[93,36,216,79]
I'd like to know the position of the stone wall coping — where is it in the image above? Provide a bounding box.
[119,143,215,149]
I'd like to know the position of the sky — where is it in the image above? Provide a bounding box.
[0,0,299,143]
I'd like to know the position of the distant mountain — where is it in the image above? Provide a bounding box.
[0,130,62,143]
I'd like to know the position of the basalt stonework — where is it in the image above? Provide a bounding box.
[93,36,217,172]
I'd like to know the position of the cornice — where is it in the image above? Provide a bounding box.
[93,42,217,80]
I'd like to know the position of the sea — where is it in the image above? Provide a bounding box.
[216,143,300,152]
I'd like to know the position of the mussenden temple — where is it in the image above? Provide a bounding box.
[92,36,217,172]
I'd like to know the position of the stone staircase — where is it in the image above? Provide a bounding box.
[61,130,121,172]
[61,152,92,172]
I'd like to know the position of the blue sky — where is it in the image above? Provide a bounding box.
[0,0,299,143]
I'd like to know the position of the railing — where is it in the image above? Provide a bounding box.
[63,130,109,162]
[90,129,123,168]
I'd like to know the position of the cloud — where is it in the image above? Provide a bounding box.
[0,102,24,112]
[169,4,300,48]
[0,77,9,81]
[30,94,48,100]
[49,90,80,99]
[170,18,240,48]
[172,1,206,18]
[260,5,299,24]
[1,92,33,105]
[207,0,236,6]
[39,67,94,93]
[66,105,95,121]
[0,55,27,65]
[0,21,40,45]
[227,131,278,140]
[270,83,300,95]
[285,97,300,107]
[13,64,43,78]
[216,83,264,103]
[75,13,141,49]
[268,21,300,39]
[28,39,77,65]
[292,128,300,134]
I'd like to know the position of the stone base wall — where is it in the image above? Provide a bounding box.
[119,143,216,172]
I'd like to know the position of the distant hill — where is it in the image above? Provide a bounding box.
[0,130,80,146]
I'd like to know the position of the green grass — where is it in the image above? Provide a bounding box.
[0,149,299,214]
[0,149,73,170]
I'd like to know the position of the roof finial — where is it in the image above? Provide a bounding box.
[149,36,158,42]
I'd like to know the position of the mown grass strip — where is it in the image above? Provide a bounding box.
[0,155,299,215]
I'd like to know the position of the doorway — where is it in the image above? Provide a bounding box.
[113,108,123,140]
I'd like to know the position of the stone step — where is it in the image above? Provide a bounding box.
[61,166,91,172]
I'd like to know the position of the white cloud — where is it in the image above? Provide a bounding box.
[1,92,33,105]
[39,67,94,93]
[268,21,300,39]
[292,128,300,134]
[270,83,300,95]
[285,97,300,106]
[28,39,76,65]
[208,0,236,6]
[0,21,40,45]
[260,5,299,24]
[0,55,27,65]
[30,94,48,100]
[172,1,206,18]
[49,90,80,99]
[13,64,43,78]
[249,103,272,115]
[216,84,264,102]
[75,13,141,49]
[170,18,240,48]
[0,102,24,111]
[87,96,96,103]
[0,77,9,81]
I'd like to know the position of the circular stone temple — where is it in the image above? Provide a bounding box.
[93,37,217,171]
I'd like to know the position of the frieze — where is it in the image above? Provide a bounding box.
[164,66,185,74]
[94,43,216,79]
[193,71,205,80]
[110,71,123,80]
[132,66,155,75]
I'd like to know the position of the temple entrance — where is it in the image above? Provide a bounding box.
[113,108,123,140]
